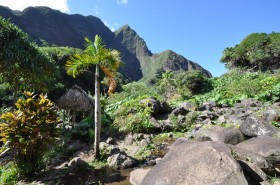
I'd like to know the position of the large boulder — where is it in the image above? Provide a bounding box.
[236,136,280,171]
[171,102,197,116]
[67,157,89,170]
[230,145,274,174]
[130,168,150,185]
[238,160,268,184]
[141,139,248,185]
[194,126,245,145]
[107,152,138,170]
[240,117,280,137]
[140,97,171,115]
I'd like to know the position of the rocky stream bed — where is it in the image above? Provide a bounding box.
[1,98,280,185]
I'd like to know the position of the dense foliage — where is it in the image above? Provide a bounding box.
[221,32,280,71]
[156,70,212,101]
[192,70,280,106]
[105,82,161,133]
[0,92,59,176]
[0,17,57,102]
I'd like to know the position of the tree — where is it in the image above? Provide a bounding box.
[65,35,122,159]
[0,16,56,103]
[220,32,280,71]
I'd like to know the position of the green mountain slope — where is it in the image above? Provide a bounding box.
[0,6,212,82]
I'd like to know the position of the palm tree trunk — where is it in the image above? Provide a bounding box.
[94,65,101,160]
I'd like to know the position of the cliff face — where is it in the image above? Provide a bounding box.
[113,26,212,82]
[0,6,212,81]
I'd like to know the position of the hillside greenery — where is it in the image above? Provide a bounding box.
[0,16,57,104]
[0,16,280,183]
[221,32,280,71]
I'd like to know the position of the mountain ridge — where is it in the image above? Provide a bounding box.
[0,6,212,81]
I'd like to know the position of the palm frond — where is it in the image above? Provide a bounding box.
[100,49,123,72]
[65,53,98,77]
[100,65,117,95]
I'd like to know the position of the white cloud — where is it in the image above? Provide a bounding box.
[104,20,119,32]
[0,0,70,13]
[117,0,128,5]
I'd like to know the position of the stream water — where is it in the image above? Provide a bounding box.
[59,168,132,185]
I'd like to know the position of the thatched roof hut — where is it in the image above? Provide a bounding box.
[58,85,94,112]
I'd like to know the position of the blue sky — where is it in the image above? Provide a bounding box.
[1,0,280,76]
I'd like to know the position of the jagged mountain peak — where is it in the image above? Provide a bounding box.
[115,24,152,56]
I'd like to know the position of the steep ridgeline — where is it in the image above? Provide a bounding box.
[0,6,114,48]
[0,6,211,82]
[113,25,212,83]
[0,6,142,80]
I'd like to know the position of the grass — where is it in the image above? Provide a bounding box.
[269,175,280,184]
[152,132,185,144]
[89,160,108,169]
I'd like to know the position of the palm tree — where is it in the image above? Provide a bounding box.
[65,35,122,159]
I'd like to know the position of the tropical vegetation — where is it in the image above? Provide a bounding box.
[0,16,280,184]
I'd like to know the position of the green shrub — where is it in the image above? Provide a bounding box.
[105,82,161,133]
[192,70,280,105]
[112,97,154,133]
[69,117,95,142]
[174,71,212,97]
[0,164,18,185]
[169,111,199,132]
[0,92,59,176]
[45,140,73,160]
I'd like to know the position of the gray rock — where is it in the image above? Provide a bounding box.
[130,168,150,185]
[155,157,162,164]
[124,134,134,145]
[140,97,171,115]
[241,98,261,107]
[179,102,197,111]
[68,157,89,170]
[227,115,244,125]
[194,131,212,141]
[140,139,148,147]
[217,115,226,123]
[141,139,248,185]
[146,159,156,166]
[236,136,280,171]
[235,103,244,108]
[260,181,272,185]
[171,107,188,116]
[178,115,186,124]
[263,107,280,123]
[107,152,138,170]
[194,126,245,145]
[230,145,274,174]
[200,101,216,111]
[240,117,280,137]
[160,120,173,131]
[238,160,268,183]
[106,137,116,145]
[201,118,212,125]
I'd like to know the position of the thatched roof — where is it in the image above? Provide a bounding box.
[58,85,94,112]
